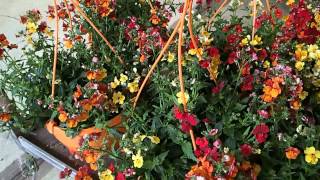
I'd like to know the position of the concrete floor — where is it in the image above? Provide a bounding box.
[0,1,60,179]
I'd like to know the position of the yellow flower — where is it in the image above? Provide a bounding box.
[240,37,249,46]
[295,61,305,71]
[128,81,139,93]
[148,136,160,144]
[112,92,125,105]
[26,35,33,45]
[64,40,73,49]
[111,77,120,89]
[263,60,270,69]
[132,150,144,168]
[250,35,262,46]
[26,21,37,34]
[315,11,320,23]
[313,79,320,87]
[167,52,175,63]
[295,48,308,61]
[99,169,114,180]
[139,135,146,141]
[286,0,295,5]
[188,48,203,56]
[119,73,128,84]
[307,44,319,59]
[44,28,53,37]
[316,91,320,104]
[299,91,308,100]
[176,91,189,104]
[304,146,320,165]
[123,147,132,154]
[200,26,213,46]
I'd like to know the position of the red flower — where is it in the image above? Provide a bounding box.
[59,168,72,179]
[108,162,115,173]
[173,107,198,133]
[189,37,199,49]
[116,172,126,180]
[196,137,209,150]
[227,51,238,64]
[258,49,268,60]
[210,147,220,161]
[240,75,254,91]
[235,24,243,33]
[0,34,9,47]
[173,106,184,119]
[207,47,220,58]
[212,81,225,94]
[226,34,239,44]
[178,3,185,13]
[194,149,202,157]
[274,7,283,19]
[186,114,197,126]
[38,21,48,33]
[254,18,262,29]
[20,16,28,24]
[0,48,4,59]
[252,123,270,144]
[240,144,253,157]
[199,60,210,68]
[241,64,251,76]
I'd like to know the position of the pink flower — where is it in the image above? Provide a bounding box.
[257,110,270,119]
[213,139,222,148]
[209,129,219,136]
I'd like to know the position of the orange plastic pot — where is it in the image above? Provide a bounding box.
[46,114,125,154]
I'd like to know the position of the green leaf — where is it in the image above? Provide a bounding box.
[144,160,156,170]
[181,141,197,161]
[50,110,58,120]
[156,151,169,165]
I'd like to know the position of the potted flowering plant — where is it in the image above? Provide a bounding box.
[73,0,320,179]
[1,0,176,175]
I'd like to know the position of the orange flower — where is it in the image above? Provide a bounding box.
[81,99,93,111]
[149,14,161,25]
[67,118,78,128]
[89,163,97,171]
[64,39,73,49]
[140,54,146,63]
[58,111,68,122]
[78,111,89,122]
[86,71,95,81]
[73,85,82,99]
[290,100,301,110]
[186,156,213,179]
[83,176,93,180]
[94,69,107,81]
[285,147,300,160]
[240,161,252,171]
[0,113,11,123]
[262,78,282,102]
[84,150,99,164]
[252,163,261,178]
